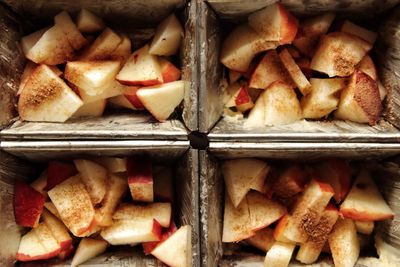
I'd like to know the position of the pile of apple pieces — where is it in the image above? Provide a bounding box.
[222,158,394,267]
[14,157,191,267]
[18,9,185,123]
[221,3,386,127]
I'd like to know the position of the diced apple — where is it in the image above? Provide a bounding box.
[340,169,394,221]
[340,20,377,44]
[116,45,163,86]
[109,87,144,111]
[271,164,308,202]
[153,166,174,202]
[73,99,107,118]
[44,202,61,220]
[160,58,181,83]
[234,85,254,113]
[296,204,339,264]
[229,70,242,84]
[273,214,292,243]
[42,210,72,256]
[329,218,360,267]
[222,158,269,207]
[224,83,241,108]
[71,238,108,267]
[357,55,377,80]
[74,159,108,205]
[45,161,77,191]
[310,32,372,77]
[245,227,275,252]
[48,175,95,237]
[301,78,347,119]
[58,243,74,260]
[285,179,334,243]
[113,203,171,228]
[76,80,128,104]
[264,241,296,267]
[220,24,278,72]
[149,14,183,56]
[279,49,311,95]
[143,220,177,254]
[18,61,37,95]
[20,28,48,59]
[136,80,185,122]
[335,70,382,125]
[249,50,294,89]
[248,3,298,45]
[245,89,266,127]
[54,11,86,50]
[79,28,122,60]
[110,35,131,63]
[76,9,105,33]
[355,220,374,235]
[14,180,45,227]
[94,157,127,173]
[30,170,48,196]
[18,65,83,122]
[34,222,62,256]
[127,157,153,202]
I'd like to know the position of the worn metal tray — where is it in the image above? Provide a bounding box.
[200,0,400,143]
[0,0,199,140]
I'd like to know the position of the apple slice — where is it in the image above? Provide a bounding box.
[271,164,308,202]
[14,180,45,227]
[245,89,266,127]
[160,58,181,83]
[293,13,335,57]
[110,35,131,63]
[136,80,185,122]
[77,9,105,33]
[235,85,254,113]
[54,11,86,50]
[48,174,95,237]
[355,220,374,235]
[151,225,192,267]
[18,61,38,95]
[357,55,377,80]
[340,169,394,221]
[245,227,275,252]
[45,161,77,191]
[109,86,144,110]
[42,210,72,256]
[73,99,107,117]
[30,170,48,196]
[285,179,334,243]
[113,203,171,228]
[340,20,377,44]
[116,45,163,86]
[75,80,128,104]
[149,14,183,56]
[18,65,83,122]
[279,49,311,95]
[20,28,48,59]
[101,218,162,245]
[220,24,278,72]
[273,214,293,243]
[224,83,242,108]
[296,204,339,264]
[94,157,127,173]
[34,222,62,256]
[58,243,74,260]
[44,202,61,220]
[329,218,360,267]
[301,78,347,119]
[222,158,269,207]
[71,238,108,267]
[247,191,286,231]
[248,3,298,45]
[143,220,177,254]
[264,241,296,267]
[74,159,108,205]
[249,50,294,89]
[310,32,372,77]
[153,166,174,202]
[127,157,153,202]
[79,28,122,60]
[335,70,382,125]
[312,159,351,203]
[222,193,253,242]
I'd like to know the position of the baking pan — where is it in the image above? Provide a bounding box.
[0,0,199,140]
[200,146,400,266]
[200,0,400,143]
[0,141,199,267]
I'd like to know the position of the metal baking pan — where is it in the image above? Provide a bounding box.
[0,140,199,267]
[0,0,199,140]
[200,145,400,266]
[199,0,400,143]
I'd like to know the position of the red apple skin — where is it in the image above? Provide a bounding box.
[17,249,61,262]
[279,4,299,45]
[118,79,162,87]
[161,61,181,83]
[340,209,394,221]
[143,220,178,255]
[45,161,77,190]
[58,243,74,260]
[235,86,251,106]
[14,181,45,227]
[127,157,153,185]
[124,88,145,109]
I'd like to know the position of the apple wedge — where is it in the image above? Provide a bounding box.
[127,157,153,202]
[109,86,144,110]
[143,220,177,255]
[116,45,163,86]
[357,55,377,80]
[44,202,61,220]
[18,65,83,122]
[73,99,107,118]
[48,175,95,237]
[264,241,296,267]
[54,11,86,50]
[220,24,278,72]
[222,158,269,207]
[149,14,183,56]
[160,58,181,83]
[110,35,131,63]
[30,170,48,196]
[245,89,266,127]
[249,50,294,89]
[151,225,192,267]
[18,61,38,95]
[136,80,185,122]
[340,169,394,221]
[42,210,72,257]
[77,9,105,33]
[75,80,128,104]
[245,227,275,252]
[355,220,374,235]
[273,214,293,243]
[310,32,372,77]
[94,157,127,173]
[340,20,377,44]
[279,49,311,95]
[79,27,122,60]
[14,180,45,227]
[301,78,347,119]
[234,85,254,113]
[335,70,382,125]
[271,163,308,202]
[74,159,108,205]
[153,166,174,202]
[71,238,108,267]
[20,28,48,59]
[248,3,298,45]
[329,218,360,267]
[45,161,77,191]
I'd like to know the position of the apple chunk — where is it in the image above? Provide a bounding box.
[109,86,144,110]
[14,180,45,227]
[30,170,48,196]
[127,157,153,202]
[79,27,122,60]
[149,14,183,56]
[54,11,86,50]
[73,99,106,118]
[94,157,127,173]
[42,210,72,256]
[110,35,131,63]
[160,58,181,83]
[357,55,377,80]
[71,238,108,267]
[143,220,178,254]
[234,85,254,113]
[340,169,394,221]
[355,220,374,235]
[279,49,311,95]
[245,227,275,252]
[18,65,83,122]
[76,9,105,33]
[45,161,77,191]
[340,20,377,44]
[264,241,296,267]
[271,163,308,202]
